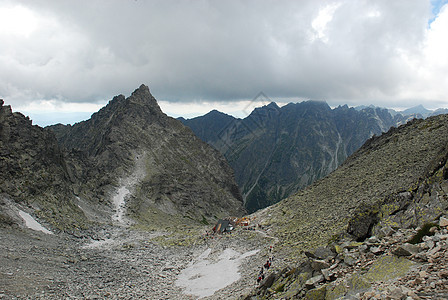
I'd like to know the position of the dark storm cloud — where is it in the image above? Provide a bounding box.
[1,0,447,114]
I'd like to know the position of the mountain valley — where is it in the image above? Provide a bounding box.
[1,87,448,299]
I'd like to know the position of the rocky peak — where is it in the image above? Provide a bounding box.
[49,85,246,223]
[128,84,163,114]
[90,84,164,129]
[248,101,281,119]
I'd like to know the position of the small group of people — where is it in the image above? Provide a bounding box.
[256,246,274,284]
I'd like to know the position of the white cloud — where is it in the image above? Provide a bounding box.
[395,3,448,105]
[0,5,39,37]
[311,3,341,43]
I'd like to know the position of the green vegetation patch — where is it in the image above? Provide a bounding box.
[364,256,415,282]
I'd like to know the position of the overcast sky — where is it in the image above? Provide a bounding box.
[1,0,448,126]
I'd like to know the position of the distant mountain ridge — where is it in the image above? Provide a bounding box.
[356,103,448,119]
[181,101,446,212]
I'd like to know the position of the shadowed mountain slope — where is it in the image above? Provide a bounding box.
[0,99,87,231]
[182,102,405,212]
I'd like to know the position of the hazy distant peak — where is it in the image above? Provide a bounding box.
[206,109,230,116]
[401,104,431,115]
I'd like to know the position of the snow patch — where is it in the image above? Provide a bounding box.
[176,248,260,298]
[18,210,53,234]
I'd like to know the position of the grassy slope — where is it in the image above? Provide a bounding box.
[255,115,448,261]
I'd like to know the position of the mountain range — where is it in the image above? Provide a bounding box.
[181,101,430,212]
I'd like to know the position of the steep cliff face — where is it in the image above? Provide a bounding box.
[51,85,245,224]
[182,102,404,212]
[0,100,87,231]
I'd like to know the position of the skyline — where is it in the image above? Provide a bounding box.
[1,0,448,126]
[7,92,444,127]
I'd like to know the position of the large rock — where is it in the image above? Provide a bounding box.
[440,216,448,227]
[311,260,330,271]
[313,246,337,260]
[305,275,324,289]
[363,256,416,282]
[305,285,326,299]
[392,243,421,257]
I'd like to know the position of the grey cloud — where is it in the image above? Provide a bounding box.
[1,0,447,111]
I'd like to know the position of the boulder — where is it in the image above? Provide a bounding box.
[344,254,358,266]
[305,285,326,299]
[260,273,276,290]
[424,239,435,250]
[440,216,448,227]
[364,256,416,282]
[311,260,330,271]
[305,275,324,289]
[392,243,421,257]
[379,225,395,237]
[366,236,381,245]
[313,246,336,260]
[321,268,335,281]
[342,241,363,250]
[304,251,317,259]
[347,206,379,241]
[369,246,384,255]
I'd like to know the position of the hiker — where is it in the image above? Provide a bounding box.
[264,260,271,269]
[257,275,262,284]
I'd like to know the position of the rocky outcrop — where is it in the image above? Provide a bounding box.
[0,99,87,231]
[182,102,406,212]
[244,217,448,299]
